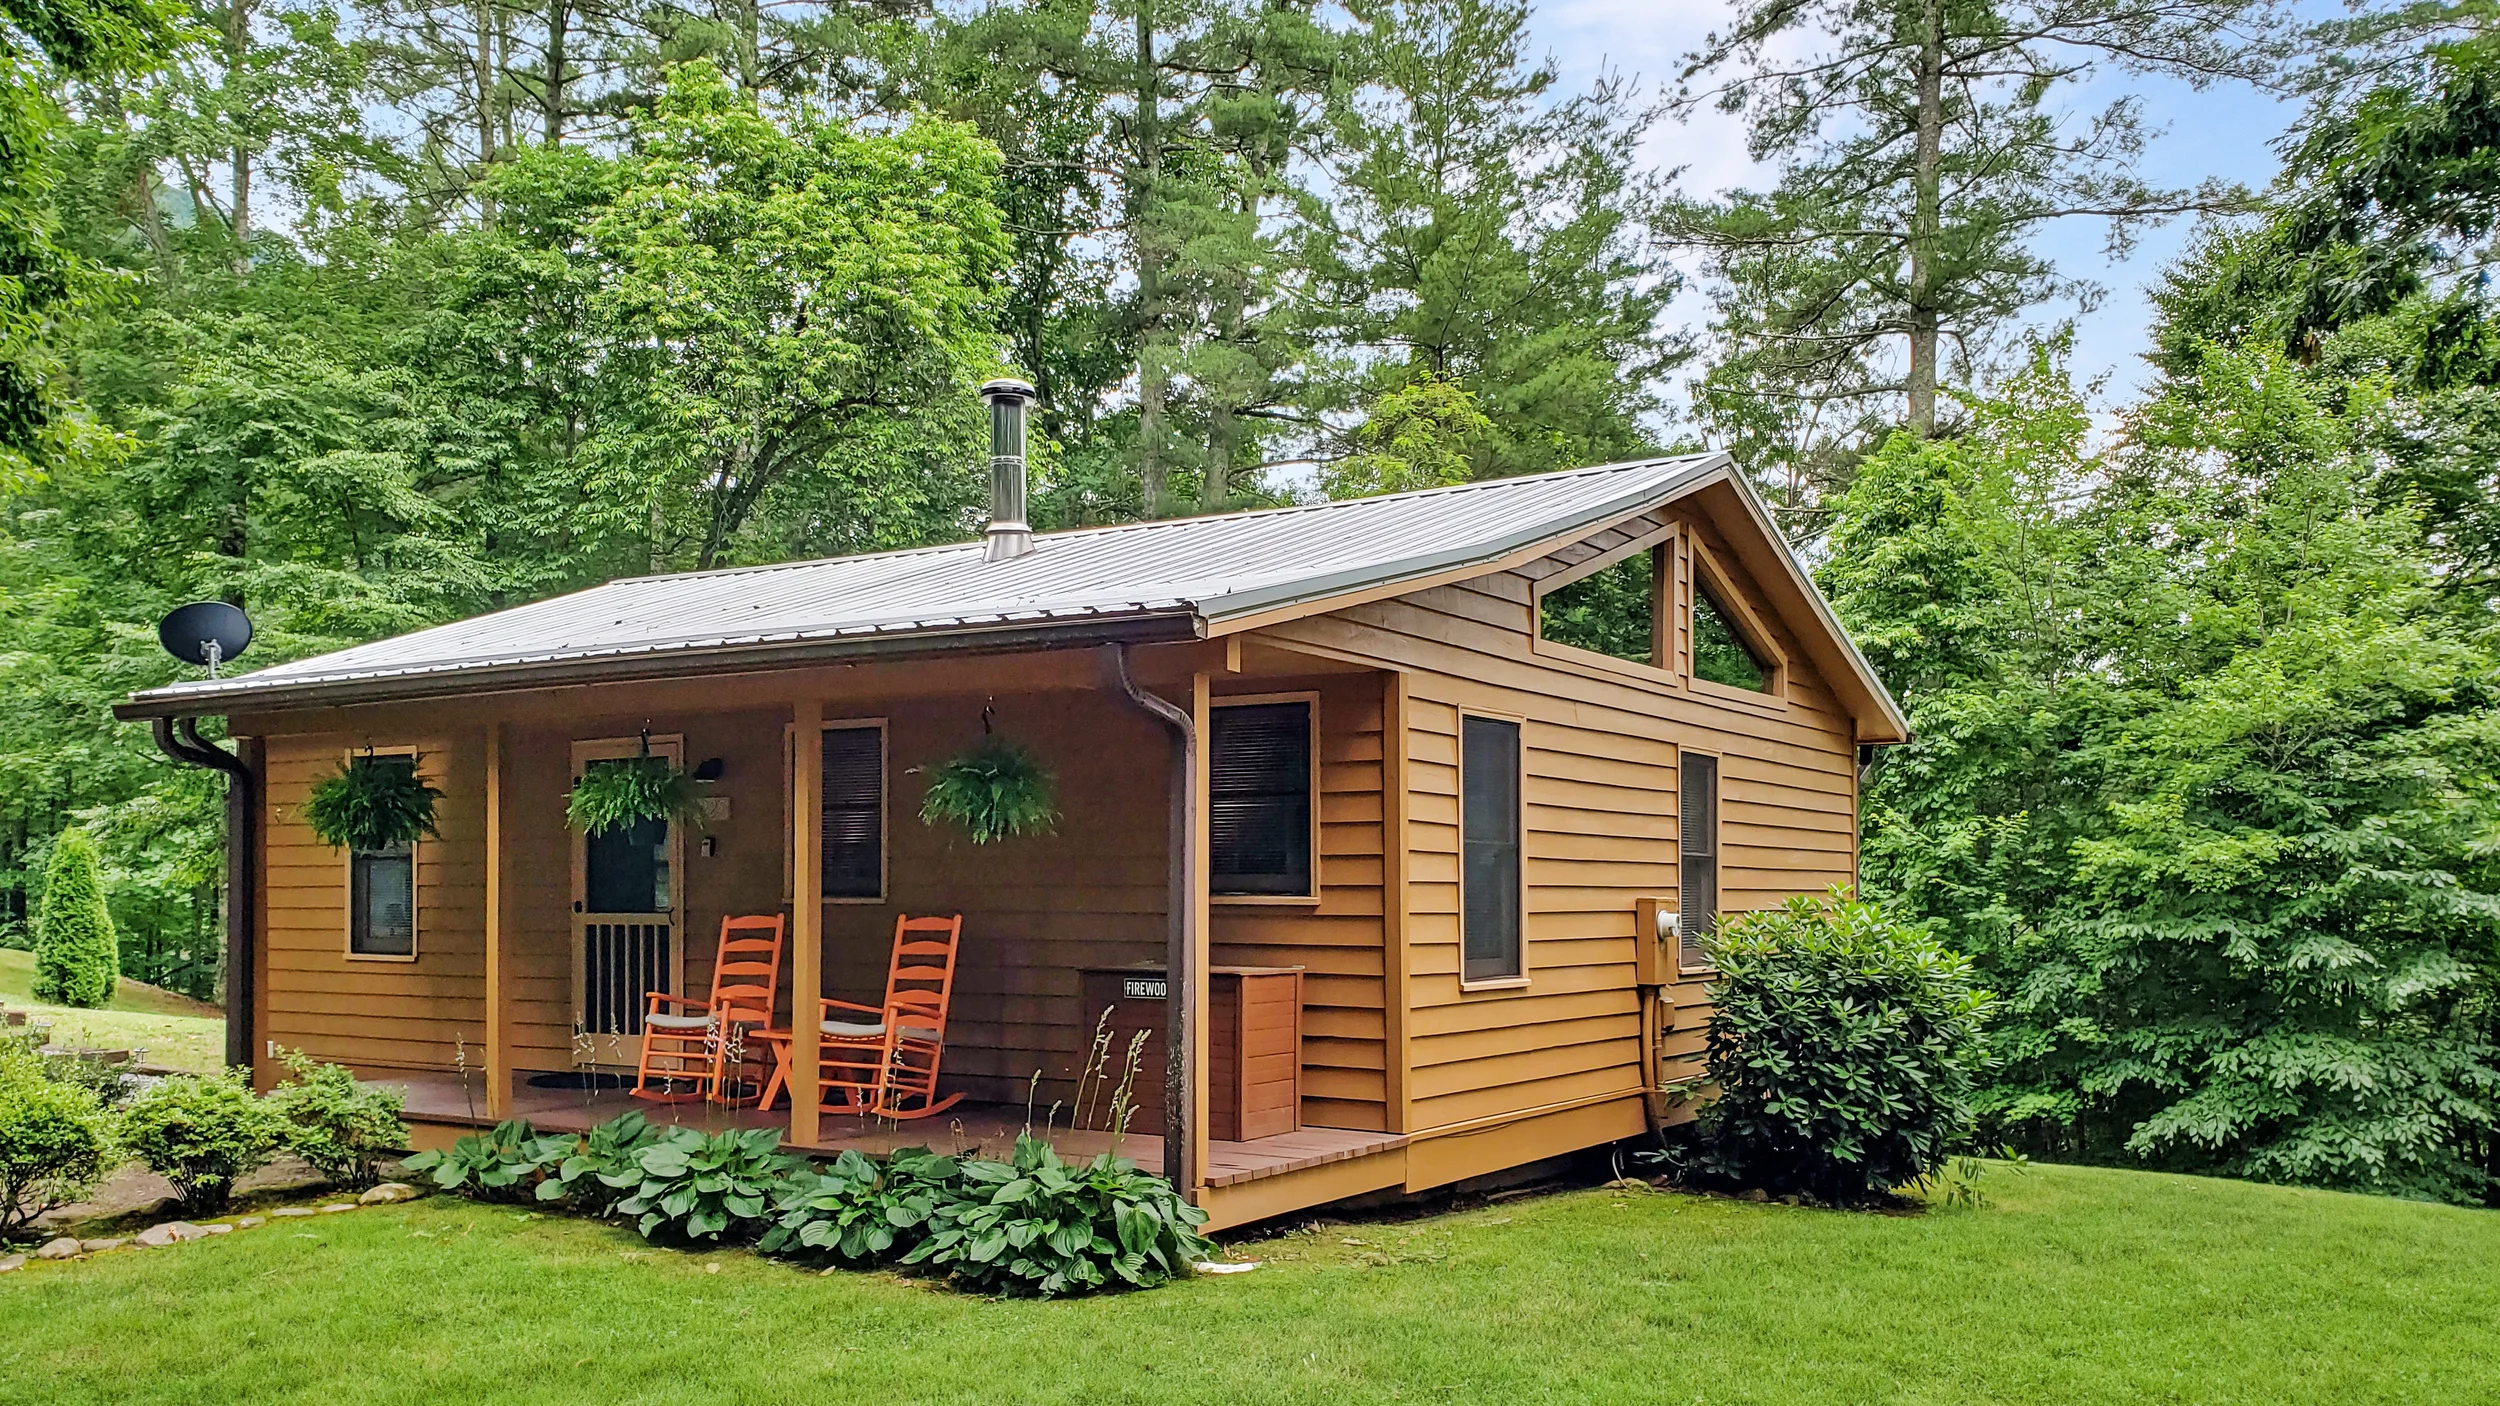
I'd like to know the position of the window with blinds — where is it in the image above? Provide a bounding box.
[1209,701,1314,896]
[1679,751,1718,971]
[1462,715,1523,983]
[821,725,884,899]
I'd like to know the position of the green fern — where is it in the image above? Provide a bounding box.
[305,756,443,852]
[566,755,705,834]
[918,736,1059,844]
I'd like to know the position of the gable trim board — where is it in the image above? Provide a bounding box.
[115,455,1906,747]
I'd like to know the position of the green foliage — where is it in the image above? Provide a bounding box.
[1825,346,2500,1204]
[32,828,116,1009]
[117,1069,288,1216]
[533,1110,664,1215]
[902,1133,1214,1298]
[606,1126,800,1244]
[1690,888,1992,1202]
[1537,551,1654,663]
[918,735,1059,844]
[565,755,704,836]
[400,1119,560,1203]
[1691,587,1768,691]
[1321,374,1491,499]
[304,756,442,853]
[0,1042,116,1234]
[759,1146,961,1265]
[266,1048,406,1189]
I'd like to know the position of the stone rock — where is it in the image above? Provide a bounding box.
[133,1224,180,1248]
[80,1239,124,1254]
[319,1203,357,1214]
[202,1223,233,1235]
[358,1182,419,1205]
[1743,1188,1770,1203]
[236,1216,265,1229]
[271,1207,318,1218]
[36,1237,82,1260]
[169,1221,209,1242]
[0,1255,23,1273]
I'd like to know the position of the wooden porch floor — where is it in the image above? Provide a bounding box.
[389,1071,1404,1191]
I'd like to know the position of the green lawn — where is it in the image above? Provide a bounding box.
[1,1161,2492,1405]
[0,948,226,1072]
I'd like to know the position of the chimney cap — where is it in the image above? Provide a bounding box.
[980,377,1037,402]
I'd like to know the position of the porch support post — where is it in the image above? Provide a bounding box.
[790,697,824,1148]
[484,721,512,1119]
[1382,670,1411,1134]
[1099,644,1201,1198]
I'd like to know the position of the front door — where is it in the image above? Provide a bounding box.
[570,735,686,1067]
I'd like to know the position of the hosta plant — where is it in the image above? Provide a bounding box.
[402,1119,563,1201]
[902,1133,1214,1297]
[760,1146,961,1265]
[536,1110,664,1214]
[605,1126,799,1243]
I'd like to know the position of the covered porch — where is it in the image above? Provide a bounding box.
[266,632,1410,1226]
[389,1069,1407,1192]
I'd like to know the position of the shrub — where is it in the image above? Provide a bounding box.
[760,1146,960,1265]
[902,1134,1214,1297]
[267,1050,408,1188]
[1692,887,1994,1203]
[0,1044,116,1234]
[535,1110,663,1214]
[401,1119,563,1202]
[118,1069,289,1216]
[31,829,118,1009]
[607,1126,799,1243]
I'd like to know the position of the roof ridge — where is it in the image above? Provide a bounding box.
[604,453,1710,589]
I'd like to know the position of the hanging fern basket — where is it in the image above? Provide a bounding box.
[919,734,1059,845]
[566,753,707,835]
[305,754,443,852]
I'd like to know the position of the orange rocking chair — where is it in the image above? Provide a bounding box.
[818,913,965,1120]
[632,914,786,1104]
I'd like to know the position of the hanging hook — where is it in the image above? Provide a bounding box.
[638,724,652,757]
[981,698,995,736]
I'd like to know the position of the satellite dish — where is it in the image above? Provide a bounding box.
[159,601,254,677]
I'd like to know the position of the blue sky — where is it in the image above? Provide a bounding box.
[1529,0,2306,415]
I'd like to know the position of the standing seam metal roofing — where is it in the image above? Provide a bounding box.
[118,451,1902,738]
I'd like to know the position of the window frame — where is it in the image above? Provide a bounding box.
[1530,521,1680,682]
[340,744,423,964]
[783,717,888,906]
[1456,709,1530,991]
[1208,691,1324,905]
[1687,542,1789,706]
[1677,747,1722,977]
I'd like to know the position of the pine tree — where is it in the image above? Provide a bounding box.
[33,830,119,1010]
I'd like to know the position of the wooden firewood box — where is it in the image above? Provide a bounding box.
[1079,965,1304,1142]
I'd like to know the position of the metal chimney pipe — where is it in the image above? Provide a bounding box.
[981,377,1037,563]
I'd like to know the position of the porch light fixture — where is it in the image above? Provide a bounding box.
[981,377,1037,563]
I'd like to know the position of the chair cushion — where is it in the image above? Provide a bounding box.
[821,1019,940,1043]
[644,1013,711,1031]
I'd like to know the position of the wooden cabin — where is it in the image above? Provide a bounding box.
[118,442,1905,1232]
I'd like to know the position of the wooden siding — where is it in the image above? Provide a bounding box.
[1208,674,1390,1132]
[1254,498,1861,1140]
[246,649,1391,1136]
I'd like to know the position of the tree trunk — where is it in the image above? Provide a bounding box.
[474,0,499,223]
[1905,0,1943,437]
[543,0,569,145]
[226,0,252,269]
[1131,3,1174,516]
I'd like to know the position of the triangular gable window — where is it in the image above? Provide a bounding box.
[1537,549,1658,666]
[1692,577,1774,692]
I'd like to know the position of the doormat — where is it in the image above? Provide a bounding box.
[526,1071,635,1091]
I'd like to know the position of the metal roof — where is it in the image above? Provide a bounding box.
[119,452,1906,737]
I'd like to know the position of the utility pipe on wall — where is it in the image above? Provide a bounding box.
[1099,642,1200,1198]
[150,717,258,1071]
